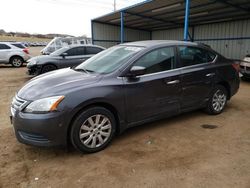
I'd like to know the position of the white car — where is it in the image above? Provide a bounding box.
[0,42,31,67]
[240,54,250,80]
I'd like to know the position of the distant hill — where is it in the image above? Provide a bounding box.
[0,30,75,39]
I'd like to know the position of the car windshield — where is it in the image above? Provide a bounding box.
[50,47,69,56]
[75,45,144,74]
[246,54,250,57]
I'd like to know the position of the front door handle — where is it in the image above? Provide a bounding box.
[166,80,180,85]
[206,73,215,77]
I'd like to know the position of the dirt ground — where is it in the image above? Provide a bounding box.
[0,47,250,188]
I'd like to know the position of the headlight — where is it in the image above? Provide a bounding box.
[27,60,37,66]
[244,57,250,62]
[24,96,65,113]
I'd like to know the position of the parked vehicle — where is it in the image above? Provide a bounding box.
[10,42,26,49]
[0,42,31,67]
[240,54,250,80]
[27,45,105,75]
[41,37,92,55]
[11,40,240,153]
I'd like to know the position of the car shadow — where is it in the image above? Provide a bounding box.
[19,109,206,158]
[0,64,27,68]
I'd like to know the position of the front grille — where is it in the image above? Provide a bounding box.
[11,95,27,110]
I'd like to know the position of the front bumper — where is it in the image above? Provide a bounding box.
[240,62,250,78]
[11,108,68,147]
[27,65,42,75]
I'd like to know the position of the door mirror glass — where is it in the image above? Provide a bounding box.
[127,66,146,77]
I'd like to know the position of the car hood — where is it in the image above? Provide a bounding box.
[27,55,57,66]
[18,68,102,100]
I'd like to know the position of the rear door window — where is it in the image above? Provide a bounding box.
[85,47,103,55]
[0,44,11,50]
[178,46,216,67]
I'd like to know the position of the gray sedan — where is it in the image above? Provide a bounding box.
[27,45,105,75]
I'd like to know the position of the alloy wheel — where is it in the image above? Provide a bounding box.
[79,114,112,148]
[212,90,227,112]
[12,58,22,67]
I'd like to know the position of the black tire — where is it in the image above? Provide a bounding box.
[241,76,249,81]
[205,85,228,115]
[70,106,116,153]
[41,64,57,74]
[10,56,24,67]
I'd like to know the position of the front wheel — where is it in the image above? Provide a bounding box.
[70,107,116,153]
[205,85,228,115]
[41,64,57,74]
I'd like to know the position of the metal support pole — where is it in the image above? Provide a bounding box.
[91,21,94,44]
[120,11,124,43]
[114,0,116,11]
[184,0,190,41]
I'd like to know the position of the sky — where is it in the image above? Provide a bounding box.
[0,0,145,37]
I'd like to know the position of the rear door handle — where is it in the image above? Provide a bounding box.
[166,80,180,85]
[206,73,215,77]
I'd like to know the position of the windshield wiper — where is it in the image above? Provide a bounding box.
[73,68,95,73]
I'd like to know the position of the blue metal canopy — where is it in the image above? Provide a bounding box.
[92,0,250,43]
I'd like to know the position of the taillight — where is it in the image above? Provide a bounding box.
[232,63,240,72]
[23,48,29,54]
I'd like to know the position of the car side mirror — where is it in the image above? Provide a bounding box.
[127,66,146,77]
[61,52,68,58]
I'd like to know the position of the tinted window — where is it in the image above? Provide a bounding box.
[133,47,175,75]
[85,47,103,55]
[179,46,216,67]
[0,44,11,50]
[11,43,25,49]
[66,47,85,56]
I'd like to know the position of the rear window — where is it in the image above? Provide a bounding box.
[11,43,25,49]
[179,46,216,67]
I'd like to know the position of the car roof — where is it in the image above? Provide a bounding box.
[0,42,19,48]
[121,40,202,48]
[62,44,105,50]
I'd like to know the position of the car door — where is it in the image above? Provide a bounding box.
[178,46,217,111]
[59,47,86,68]
[0,44,11,63]
[123,46,182,124]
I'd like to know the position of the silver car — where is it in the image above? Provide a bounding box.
[240,54,250,80]
[0,42,31,67]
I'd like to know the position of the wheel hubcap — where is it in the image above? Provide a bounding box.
[212,90,226,112]
[13,59,22,66]
[79,114,112,148]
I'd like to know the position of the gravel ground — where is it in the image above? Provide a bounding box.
[0,47,250,188]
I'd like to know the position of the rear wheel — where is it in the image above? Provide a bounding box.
[10,56,23,67]
[41,64,57,74]
[205,85,228,115]
[70,107,116,153]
